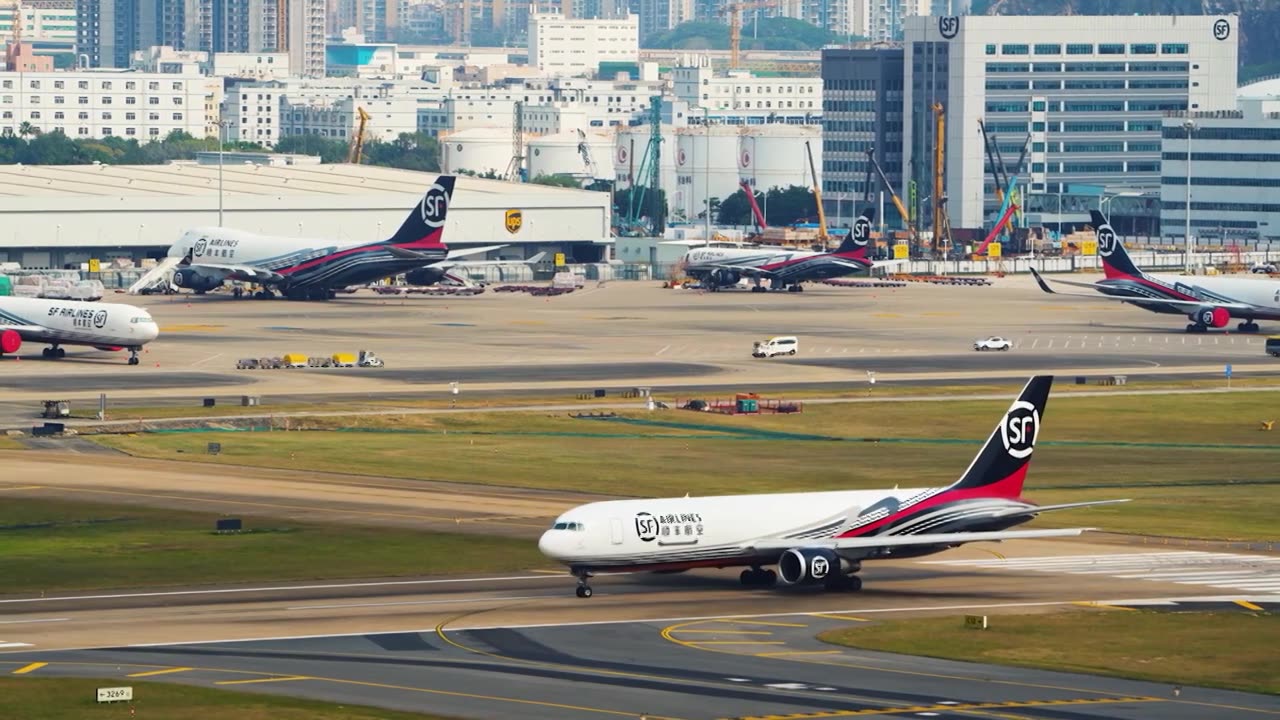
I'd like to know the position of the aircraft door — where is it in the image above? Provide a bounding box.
[610,518,624,545]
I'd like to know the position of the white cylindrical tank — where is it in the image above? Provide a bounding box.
[676,125,742,226]
[739,125,821,195]
[441,128,513,177]
[527,131,614,180]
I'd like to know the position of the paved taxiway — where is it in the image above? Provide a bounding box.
[3,544,1279,719]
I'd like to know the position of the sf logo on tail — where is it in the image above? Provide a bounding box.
[1000,401,1040,459]
[852,217,871,247]
[1096,225,1118,257]
[419,183,450,228]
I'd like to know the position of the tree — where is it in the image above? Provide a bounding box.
[614,186,667,233]
[717,185,817,227]
[530,173,582,188]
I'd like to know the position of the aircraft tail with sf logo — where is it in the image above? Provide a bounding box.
[1089,210,1144,281]
[946,375,1052,500]
[833,207,877,259]
[385,175,456,252]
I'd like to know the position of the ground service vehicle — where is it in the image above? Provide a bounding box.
[753,336,798,358]
[974,336,1012,351]
[1267,337,1280,357]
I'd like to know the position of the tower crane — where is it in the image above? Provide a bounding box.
[716,0,779,70]
[347,107,370,164]
[576,128,599,178]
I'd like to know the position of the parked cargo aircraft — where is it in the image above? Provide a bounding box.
[1031,211,1280,333]
[0,296,159,364]
[539,376,1127,597]
[681,208,895,292]
[154,176,502,301]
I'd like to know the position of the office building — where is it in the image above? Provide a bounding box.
[902,14,1239,230]
[528,12,637,77]
[0,69,211,139]
[1160,100,1280,245]
[672,55,822,126]
[820,46,903,228]
[868,0,928,43]
[0,0,78,45]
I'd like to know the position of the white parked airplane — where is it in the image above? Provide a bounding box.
[539,376,1128,597]
[1031,210,1280,334]
[0,296,159,364]
[150,175,509,301]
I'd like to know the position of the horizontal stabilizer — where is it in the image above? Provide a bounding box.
[750,527,1094,553]
[990,499,1132,518]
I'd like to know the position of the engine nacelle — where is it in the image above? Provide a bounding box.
[172,267,225,293]
[1191,306,1230,328]
[404,267,447,287]
[711,269,741,287]
[0,328,21,355]
[778,547,842,586]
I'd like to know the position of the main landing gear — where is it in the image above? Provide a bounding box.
[127,346,141,366]
[1238,321,1261,333]
[41,346,66,359]
[740,567,777,587]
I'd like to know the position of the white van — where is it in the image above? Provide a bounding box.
[752,336,799,358]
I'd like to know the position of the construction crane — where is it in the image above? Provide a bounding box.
[866,145,921,250]
[347,107,370,164]
[932,102,946,256]
[717,0,779,70]
[505,101,525,182]
[740,180,767,234]
[803,140,828,245]
[576,128,598,178]
[623,97,664,236]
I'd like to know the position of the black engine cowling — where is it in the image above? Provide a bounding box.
[778,547,842,586]
[1191,306,1230,328]
[172,268,225,293]
[710,269,741,287]
[404,267,447,286]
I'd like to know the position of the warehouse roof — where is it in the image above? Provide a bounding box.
[0,162,595,200]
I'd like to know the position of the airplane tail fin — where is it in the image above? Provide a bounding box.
[946,376,1052,500]
[834,207,876,258]
[386,176,456,251]
[1089,210,1142,280]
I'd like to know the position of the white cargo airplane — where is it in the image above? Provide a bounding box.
[152,176,509,301]
[1031,210,1280,334]
[0,296,159,364]
[540,376,1128,597]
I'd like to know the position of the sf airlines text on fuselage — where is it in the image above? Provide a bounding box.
[48,306,109,329]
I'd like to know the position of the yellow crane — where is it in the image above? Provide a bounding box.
[347,107,370,164]
[804,140,828,245]
[933,101,946,255]
[717,0,779,69]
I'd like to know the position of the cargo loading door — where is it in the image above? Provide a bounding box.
[611,518,624,545]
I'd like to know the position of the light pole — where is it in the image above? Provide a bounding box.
[217,120,228,227]
[1183,118,1195,273]
[701,107,711,241]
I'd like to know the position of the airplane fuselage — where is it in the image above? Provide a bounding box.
[1099,272,1280,319]
[539,487,1036,574]
[683,246,870,286]
[0,296,159,359]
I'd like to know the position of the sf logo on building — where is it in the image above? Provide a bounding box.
[938,16,959,39]
[505,209,523,234]
[1001,401,1040,460]
[1213,19,1230,41]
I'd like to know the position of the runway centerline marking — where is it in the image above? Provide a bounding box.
[216,675,311,686]
[128,667,194,678]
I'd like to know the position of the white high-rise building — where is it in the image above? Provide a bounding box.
[902,14,1239,230]
[1160,99,1280,245]
[0,70,210,140]
[287,0,327,78]
[223,80,282,146]
[637,0,690,43]
[672,56,823,126]
[868,0,928,43]
[528,12,638,78]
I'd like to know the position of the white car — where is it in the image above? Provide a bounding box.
[1251,262,1277,274]
[974,336,1012,352]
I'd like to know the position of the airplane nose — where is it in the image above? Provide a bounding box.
[537,531,559,559]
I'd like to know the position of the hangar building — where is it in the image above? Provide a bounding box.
[0,160,613,269]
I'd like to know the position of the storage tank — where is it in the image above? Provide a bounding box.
[739,125,821,194]
[441,128,515,177]
[527,131,614,181]
[675,125,742,225]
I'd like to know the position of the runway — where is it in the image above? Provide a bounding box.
[3,545,1279,719]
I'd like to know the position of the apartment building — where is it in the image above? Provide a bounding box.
[672,56,822,126]
[0,69,210,139]
[528,12,638,77]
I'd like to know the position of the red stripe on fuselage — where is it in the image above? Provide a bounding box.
[1102,268,1198,302]
[834,466,1029,539]
[758,252,869,272]
[279,228,445,276]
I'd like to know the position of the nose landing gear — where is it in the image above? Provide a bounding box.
[574,569,594,598]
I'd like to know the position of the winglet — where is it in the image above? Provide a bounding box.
[1028,268,1057,294]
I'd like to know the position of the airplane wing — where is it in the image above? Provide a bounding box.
[441,251,548,268]
[1029,269,1257,312]
[0,324,50,336]
[987,498,1131,519]
[748,527,1094,554]
[446,245,507,260]
[181,262,286,285]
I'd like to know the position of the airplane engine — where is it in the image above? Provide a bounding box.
[777,547,843,586]
[172,268,224,293]
[711,269,740,287]
[404,267,447,286]
[1191,306,1230,328]
[0,329,21,354]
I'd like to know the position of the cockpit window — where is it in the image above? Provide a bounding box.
[550,521,585,531]
[553,522,568,530]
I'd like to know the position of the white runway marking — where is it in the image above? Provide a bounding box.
[190,353,223,367]
[287,594,558,611]
[655,345,670,356]
[0,618,67,625]
[0,642,34,649]
[922,551,1280,594]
